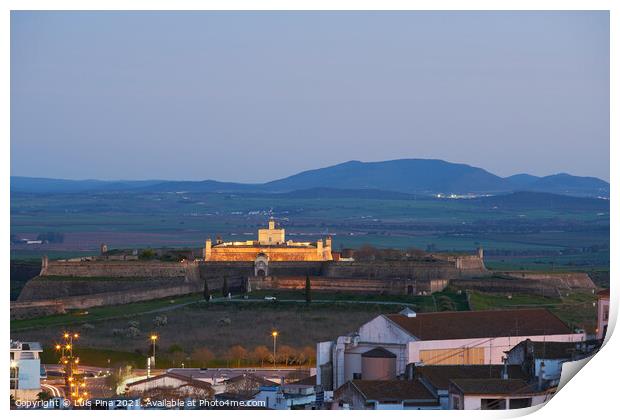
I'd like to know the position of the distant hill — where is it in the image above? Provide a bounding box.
[251,187,421,200]
[471,191,609,212]
[11,158,609,198]
[505,174,540,189]
[523,173,610,197]
[10,176,163,194]
[262,159,509,194]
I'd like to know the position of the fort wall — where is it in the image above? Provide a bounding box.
[18,276,188,301]
[322,260,462,280]
[41,260,190,278]
[248,276,448,295]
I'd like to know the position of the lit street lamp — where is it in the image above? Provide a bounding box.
[272,331,278,368]
[150,334,158,364]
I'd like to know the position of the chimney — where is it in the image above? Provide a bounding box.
[538,361,546,390]
[502,357,508,380]
[405,363,417,381]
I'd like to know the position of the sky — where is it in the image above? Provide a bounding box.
[10,11,610,182]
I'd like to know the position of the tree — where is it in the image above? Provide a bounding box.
[355,245,379,261]
[105,364,133,395]
[252,345,271,368]
[36,390,53,401]
[228,345,248,368]
[139,248,156,260]
[168,344,183,353]
[305,274,312,304]
[170,350,187,367]
[436,295,455,312]
[222,276,229,297]
[278,345,297,366]
[300,346,316,367]
[203,279,210,302]
[191,347,215,368]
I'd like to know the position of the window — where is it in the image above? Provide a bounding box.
[509,398,532,409]
[481,398,507,410]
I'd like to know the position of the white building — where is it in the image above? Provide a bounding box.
[10,340,43,401]
[317,308,585,390]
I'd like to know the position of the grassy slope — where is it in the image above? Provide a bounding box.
[469,291,597,333]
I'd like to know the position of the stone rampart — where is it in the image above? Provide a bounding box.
[323,260,463,280]
[495,271,596,289]
[18,276,188,301]
[11,283,203,320]
[42,260,189,278]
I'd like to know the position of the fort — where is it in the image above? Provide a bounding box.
[11,218,597,319]
[204,217,333,262]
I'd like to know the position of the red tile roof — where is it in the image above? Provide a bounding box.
[351,379,438,403]
[417,365,528,390]
[385,308,572,340]
[450,378,538,395]
[597,289,610,298]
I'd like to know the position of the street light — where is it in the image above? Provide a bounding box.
[271,331,278,368]
[150,335,158,364]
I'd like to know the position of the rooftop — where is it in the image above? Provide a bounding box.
[351,379,438,403]
[10,340,43,352]
[450,378,538,395]
[126,372,214,391]
[292,375,317,386]
[385,308,573,341]
[514,340,588,360]
[362,347,397,359]
[597,289,610,298]
[222,372,279,387]
[416,365,529,390]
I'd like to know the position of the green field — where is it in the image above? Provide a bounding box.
[469,291,598,333]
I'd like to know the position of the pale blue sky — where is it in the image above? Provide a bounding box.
[11,11,609,182]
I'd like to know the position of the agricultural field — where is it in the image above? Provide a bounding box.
[11,191,609,263]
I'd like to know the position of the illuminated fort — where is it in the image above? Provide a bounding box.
[203,217,333,263]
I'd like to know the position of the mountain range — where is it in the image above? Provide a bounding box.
[11,159,609,198]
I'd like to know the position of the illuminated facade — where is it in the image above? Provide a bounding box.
[203,218,333,263]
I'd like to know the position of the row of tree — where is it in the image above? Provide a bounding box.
[166,344,317,368]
